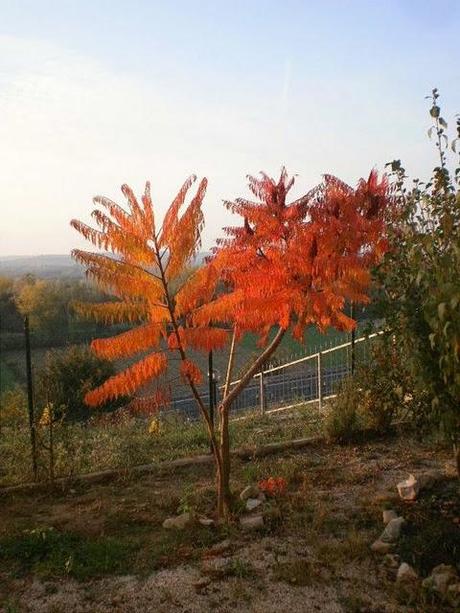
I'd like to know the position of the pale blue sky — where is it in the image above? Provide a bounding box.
[0,0,459,255]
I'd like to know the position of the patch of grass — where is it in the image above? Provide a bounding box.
[316,531,369,567]
[0,527,139,580]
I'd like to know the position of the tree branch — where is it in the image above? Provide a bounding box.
[222,327,285,410]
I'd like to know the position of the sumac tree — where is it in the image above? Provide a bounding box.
[71,169,390,519]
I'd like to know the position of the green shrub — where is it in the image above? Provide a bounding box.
[324,337,409,442]
[375,90,460,469]
[324,379,365,443]
[35,345,127,421]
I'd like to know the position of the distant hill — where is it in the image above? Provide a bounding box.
[0,255,84,279]
[0,252,211,279]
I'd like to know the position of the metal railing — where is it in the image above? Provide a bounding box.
[164,331,384,421]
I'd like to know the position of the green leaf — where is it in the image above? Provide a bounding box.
[430,105,440,118]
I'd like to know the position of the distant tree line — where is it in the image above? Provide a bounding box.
[0,275,129,350]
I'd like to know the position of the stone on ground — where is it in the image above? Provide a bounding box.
[382,509,398,525]
[380,517,405,543]
[240,485,260,501]
[370,540,393,554]
[397,474,419,501]
[396,563,418,583]
[246,497,263,511]
[162,511,195,530]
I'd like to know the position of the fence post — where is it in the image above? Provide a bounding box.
[24,315,38,480]
[350,303,356,375]
[259,371,266,415]
[317,351,323,412]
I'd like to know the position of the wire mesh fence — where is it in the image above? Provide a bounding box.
[161,331,384,422]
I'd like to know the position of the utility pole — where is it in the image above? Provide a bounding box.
[24,315,38,480]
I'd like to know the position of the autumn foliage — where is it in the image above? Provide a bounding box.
[194,169,389,344]
[71,177,226,408]
[71,167,390,519]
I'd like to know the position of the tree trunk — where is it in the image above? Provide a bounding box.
[455,442,460,478]
[216,404,232,520]
[215,327,286,521]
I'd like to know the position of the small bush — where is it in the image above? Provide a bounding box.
[324,338,407,442]
[324,380,363,443]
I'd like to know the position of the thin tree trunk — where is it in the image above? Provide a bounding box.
[217,405,231,518]
[223,326,237,400]
[215,327,286,520]
[223,327,285,408]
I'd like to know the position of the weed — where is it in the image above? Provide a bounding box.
[228,558,256,579]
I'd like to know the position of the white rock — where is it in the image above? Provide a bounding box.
[382,509,398,525]
[380,517,405,543]
[162,511,195,529]
[370,540,393,554]
[397,470,443,501]
[397,474,419,500]
[246,498,263,511]
[240,485,260,501]
[240,514,264,530]
[396,563,418,583]
[423,564,459,596]
[198,518,215,527]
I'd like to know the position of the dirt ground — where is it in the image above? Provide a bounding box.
[0,431,458,612]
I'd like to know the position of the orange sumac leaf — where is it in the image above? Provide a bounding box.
[85,352,167,407]
[91,323,163,360]
[180,359,203,385]
[182,327,229,352]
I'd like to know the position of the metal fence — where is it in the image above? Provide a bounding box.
[164,331,384,421]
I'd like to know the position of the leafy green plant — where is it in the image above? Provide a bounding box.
[376,89,460,472]
[324,336,410,442]
[36,345,127,422]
